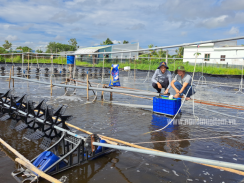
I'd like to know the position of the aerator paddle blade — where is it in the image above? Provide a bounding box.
[53,105,67,116]
[28,129,44,140]
[0,114,10,121]
[9,119,18,129]
[23,129,35,140]
[39,137,52,150]
[15,122,28,131]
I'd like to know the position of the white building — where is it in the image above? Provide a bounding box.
[183,41,244,66]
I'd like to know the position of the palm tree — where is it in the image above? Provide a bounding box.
[173,47,184,58]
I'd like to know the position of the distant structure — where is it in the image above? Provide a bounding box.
[183,41,244,67]
[5,49,35,53]
[73,43,141,64]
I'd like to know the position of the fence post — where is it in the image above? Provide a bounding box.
[50,78,53,96]
[27,50,29,79]
[9,69,11,89]
[134,56,136,82]
[12,65,14,88]
[87,72,89,101]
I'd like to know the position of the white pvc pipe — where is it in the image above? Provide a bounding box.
[93,142,244,171]
[10,76,159,96]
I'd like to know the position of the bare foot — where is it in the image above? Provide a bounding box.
[185,97,191,101]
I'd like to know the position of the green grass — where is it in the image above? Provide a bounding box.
[0,56,243,75]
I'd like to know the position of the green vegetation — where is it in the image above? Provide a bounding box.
[100,38,114,45]
[2,40,12,49]
[16,46,32,52]
[100,38,129,45]
[46,41,76,53]
[0,54,243,75]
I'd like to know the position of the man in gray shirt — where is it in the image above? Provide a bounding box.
[152,62,171,95]
[171,66,195,100]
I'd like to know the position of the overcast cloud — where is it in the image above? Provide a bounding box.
[0,0,243,51]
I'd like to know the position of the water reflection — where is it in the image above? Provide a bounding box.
[54,151,131,183]
[150,114,190,154]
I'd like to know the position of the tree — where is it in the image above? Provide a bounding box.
[36,49,43,53]
[101,38,113,45]
[2,40,12,49]
[174,47,184,58]
[16,46,32,52]
[0,47,6,54]
[155,49,166,58]
[123,40,129,44]
[46,42,76,53]
[148,44,154,48]
[68,38,78,49]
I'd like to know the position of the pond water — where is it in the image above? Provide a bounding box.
[0,64,244,183]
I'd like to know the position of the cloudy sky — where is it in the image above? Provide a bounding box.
[0,0,244,51]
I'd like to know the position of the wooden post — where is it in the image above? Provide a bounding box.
[9,69,11,89]
[15,158,61,183]
[12,65,14,88]
[101,84,105,100]
[86,72,89,100]
[50,78,53,96]
[110,91,113,101]
[0,138,63,183]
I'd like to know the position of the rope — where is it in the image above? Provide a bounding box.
[131,135,244,145]
[196,105,244,119]
[192,46,199,120]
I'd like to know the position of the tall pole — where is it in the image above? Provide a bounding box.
[27,50,29,79]
[86,72,89,101]
[102,50,105,83]
[12,65,14,88]
[50,78,53,96]
[22,53,24,78]
[8,69,11,89]
[134,56,136,82]
[166,50,168,64]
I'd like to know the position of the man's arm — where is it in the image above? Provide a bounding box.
[151,70,158,83]
[171,79,179,93]
[152,70,162,89]
[166,72,172,90]
[163,72,172,94]
[179,82,188,94]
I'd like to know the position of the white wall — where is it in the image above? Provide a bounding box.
[183,43,244,65]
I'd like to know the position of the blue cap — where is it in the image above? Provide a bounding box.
[157,62,169,69]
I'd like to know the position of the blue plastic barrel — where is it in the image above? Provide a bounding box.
[67,55,75,64]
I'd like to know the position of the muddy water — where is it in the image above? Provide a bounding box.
[0,65,244,183]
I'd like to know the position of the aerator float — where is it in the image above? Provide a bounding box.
[0,90,112,183]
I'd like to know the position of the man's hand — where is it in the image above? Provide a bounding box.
[157,82,162,89]
[173,93,180,98]
[163,89,169,95]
